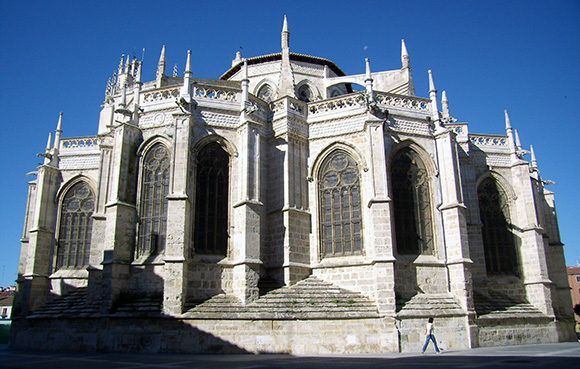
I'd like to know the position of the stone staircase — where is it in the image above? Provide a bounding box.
[184,276,379,320]
[29,288,101,319]
[396,293,465,318]
[473,290,547,319]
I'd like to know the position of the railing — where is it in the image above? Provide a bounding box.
[374,92,430,112]
[193,86,238,102]
[308,92,431,116]
[61,137,100,150]
[142,87,180,103]
[469,134,508,147]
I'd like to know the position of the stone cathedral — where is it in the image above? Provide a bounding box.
[11,17,575,353]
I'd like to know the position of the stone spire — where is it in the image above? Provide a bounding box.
[281,15,290,50]
[442,90,450,118]
[156,45,167,85]
[278,15,296,98]
[530,145,538,169]
[184,50,192,79]
[54,112,63,152]
[428,70,441,124]
[515,129,522,151]
[504,110,519,161]
[365,58,373,97]
[43,132,53,165]
[133,61,142,113]
[401,39,410,69]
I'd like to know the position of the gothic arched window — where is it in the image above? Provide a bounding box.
[257,84,274,103]
[194,142,230,255]
[319,150,363,257]
[57,181,94,269]
[137,143,170,258]
[391,148,434,255]
[478,177,518,275]
[298,84,314,102]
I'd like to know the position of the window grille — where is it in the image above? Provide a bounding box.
[319,150,363,257]
[194,142,229,255]
[56,181,94,269]
[137,143,170,258]
[391,148,434,255]
[478,177,518,275]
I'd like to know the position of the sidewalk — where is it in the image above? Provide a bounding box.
[0,342,579,368]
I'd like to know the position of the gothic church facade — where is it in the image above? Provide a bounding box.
[11,17,574,353]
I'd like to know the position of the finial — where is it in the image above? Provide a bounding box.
[401,39,410,68]
[442,90,450,118]
[242,58,248,80]
[53,112,63,154]
[173,63,178,78]
[504,110,512,129]
[184,50,192,78]
[530,145,538,169]
[281,15,290,50]
[118,55,125,74]
[135,61,142,83]
[365,58,372,80]
[428,70,436,93]
[45,132,53,152]
[156,45,166,80]
[56,112,63,133]
[515,129,522,151]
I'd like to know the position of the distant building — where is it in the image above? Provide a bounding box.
[11,17,575,354]
[568,267,580,310]
[0,290,13,320]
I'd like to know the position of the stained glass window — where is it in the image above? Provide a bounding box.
[391,148,434,255]
[137,143,170,258]
[57,181,94,269]
[319,150,363,257]
[478,177,518,275]
[194,142,229,255]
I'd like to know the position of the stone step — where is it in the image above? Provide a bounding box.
[473,291,547,318]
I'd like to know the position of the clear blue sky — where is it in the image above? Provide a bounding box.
[1,0,579,287]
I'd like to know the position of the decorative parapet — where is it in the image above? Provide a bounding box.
[271,97,307,119]
[308,92,430,120]
[60,137,100,151]
[142,87,180,104]
[193,85,238,102]
[374,92,430,112]
[447,123,468,136]
[308,93,366,116]
[469,134,508,147]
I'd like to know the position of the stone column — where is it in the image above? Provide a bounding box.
[510,161,554,316]
[100,122,141,313]
[268,97,311,287]
[231,120,263,303]
[18,164,61,314]
[163,113,193,315]
[365,117,397,316]
[434,128,478,347]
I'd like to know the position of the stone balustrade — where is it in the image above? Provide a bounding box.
[60,137,100,151]
[469,134,508,147]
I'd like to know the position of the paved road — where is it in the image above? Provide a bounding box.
[1,342,579,368]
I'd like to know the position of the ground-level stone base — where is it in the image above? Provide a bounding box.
[10,317,397,354]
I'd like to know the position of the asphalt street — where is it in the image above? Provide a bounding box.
[1,342,579,368]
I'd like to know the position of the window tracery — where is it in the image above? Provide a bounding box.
[478,177,518,275]
[257,84,274,103]
[137,143,170,258]
[391,148,434,255]
[194,142,229,255]
[56,181,94,269]
[319,150,363,257]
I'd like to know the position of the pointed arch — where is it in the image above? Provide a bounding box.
[295,79,321,102]
[389,143,436,256]
[316,148,364,257]
[193,141,230,256]
[136,142,171,258]
[477,173,518,276]
[311,141,368,179]
[56,178,96,269]
[253,78,277,103]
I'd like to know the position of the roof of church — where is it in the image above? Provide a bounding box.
[220,51,347,80]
